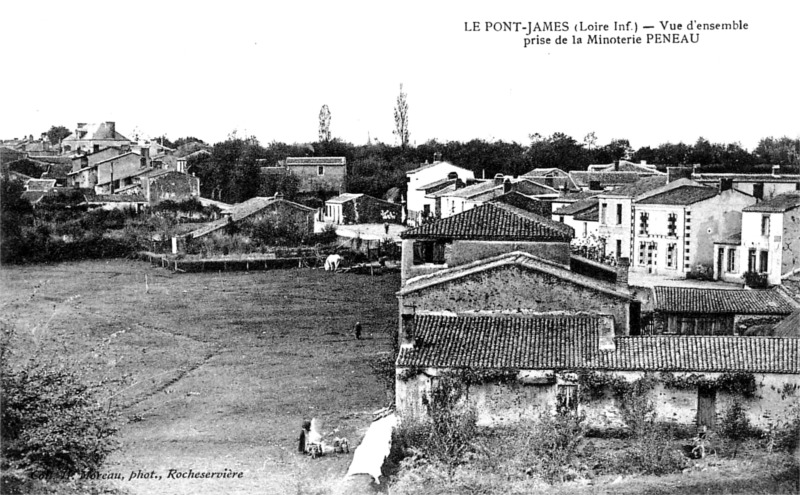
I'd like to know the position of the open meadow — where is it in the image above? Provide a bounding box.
[0,259,399,494]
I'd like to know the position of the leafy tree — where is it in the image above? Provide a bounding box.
[318,104,332,142]
[754,136,800,166]
[7,159,45,178]
[0,178,34,263]
[393,83,410,148]
[45,125,71,145]
[593,139,633,163]
[525,132,591,171]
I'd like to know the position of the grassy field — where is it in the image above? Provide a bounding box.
[1,259,399,495]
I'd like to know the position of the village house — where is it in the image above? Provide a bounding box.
[587,160,662,174]
[553,198,599,239]
[138,170,200,205]
[487,190,552,218]
[692,167,800,200]
[439,175,560,219]
[406,159,474,226]
[631,183,756,278]
[395,312,800,430]
[651,286,797,335]
[285,156,346,194]
[399,201,574,283]
[521,167,579,191]
[323,193,403,225]
[60,122,131,153]
[713,193,800,286]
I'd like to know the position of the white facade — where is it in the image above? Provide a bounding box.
[406,162,474,226]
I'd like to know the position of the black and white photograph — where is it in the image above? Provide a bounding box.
[1,1,798,494]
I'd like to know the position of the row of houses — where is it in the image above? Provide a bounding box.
[394,184,800,430]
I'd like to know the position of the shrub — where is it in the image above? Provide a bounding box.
[422,372,479,470]
[720,400,757,457]
[1,331,121,478]
[526,409,588,483]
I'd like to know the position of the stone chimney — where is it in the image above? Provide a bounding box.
[433,152,442,163]
[598,315,616,350]
[454,178,465,189]
[447,171,458,180]
[400,306,416,349]
[494,173,504,185]
[274,192,284,199]
[616,257,630,289]
[106,121,116,137]
[503,178,512,194]
[772,165,780,177]
[667,166,692,183]
[614,160,620,171]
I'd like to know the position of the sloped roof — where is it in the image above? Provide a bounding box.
[635,185,718,205]
[552,190,601,203]
[653,286,796,315]
[397,314,800,374]
[326,193,363,204]
[63,122,129,142]
[399,251,631,300]
[772,311,800,337]
[286,156,346,166]
[554,198,598,216]
[574,204,600,222]
[426,184,457,198]
[401,203,573,242]
[397,313,602,369]
[592,336,800,374]
[25,179,56,191]
[523,168,570,177]
[189,196,314,238]
[87,193,147,203]
[742,193,800,213]
[514,179,560,196]
[448,180,496,199]
[588,160,664,174]
[406,161,471,175]
[600,176,669,198]
[693,173,800,184]
[570,171,644,188]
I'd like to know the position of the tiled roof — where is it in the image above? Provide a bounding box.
[417,177,453,191]
[693,173,800,184]
[635,185,717,205]
[772,311,800,337]
[574,204,600,222]
[523,168,569,177]
[554,198,598,216]
[514,179,559,196]
[399,251,631,300]
[587,161,664,174]
[400,203,574,241]
[426,184,457,198]
[653,286,796,315]
[25,179,56,191]
[63,122,129,142]
[742,193,800,213]
[326,193,363,204]
[286,157,346,166]
[570,171,644,188]
[448,180,497,199]
[396,314,602,369]
[600,176,669,198]
[592,336,800,374]
[552,190,601,203]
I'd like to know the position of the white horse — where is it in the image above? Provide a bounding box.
[324,254,342,271]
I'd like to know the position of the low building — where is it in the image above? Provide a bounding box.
[406,160,475,226]
[395,312,800,429]
[651,286,797,335]
[285,156,346,194]
[187,195,315,241]
[553,198,599,239]
[139,170,200,205]
[399,202,574,283]
[521,168,579,191]
[323,193,403,225]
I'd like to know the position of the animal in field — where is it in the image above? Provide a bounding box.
[324,254,342,271]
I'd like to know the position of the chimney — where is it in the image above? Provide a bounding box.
[772,165,780,177]
[692,164,700,174]
[400,306,416,349]
[667,166,692,183]
[433,152,442,163]
[447,171,458,180]
[614,160,620,171]
[106,121,116,137]
[455,178,465,189]
[494,173,504,185]
[719,178,733,192]
[274,192,284,199]
[599,315,616,351]
[503,178,512,194]
[640,160,647,166]
[616,257,630,288]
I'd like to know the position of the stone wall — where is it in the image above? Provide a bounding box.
[400,264,630,334]
[447,240,570,267]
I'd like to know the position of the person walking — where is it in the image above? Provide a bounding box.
[354,321,362,340]
[384,222,390,235]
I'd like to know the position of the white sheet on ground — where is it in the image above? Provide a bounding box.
[345,413,397,484]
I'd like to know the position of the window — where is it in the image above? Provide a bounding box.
[639,212,649,235]
[748,248,757,272]
[317,166,324,176]
[727,248,736,272]
[412,241,446,265]
[759,251,769,273]
[600,203,607,224]
[753,182,764,199]
[582,222,588,237]
[422,204,431,219]
[638,242,646,265]
[666,243,676,269]
[616,239,622,258]
[667,213,677,236]
[616,204,623,225]
[761,215,770,236]
[646,242,657,266]
[557,384,578,412]
[559,216,564,223]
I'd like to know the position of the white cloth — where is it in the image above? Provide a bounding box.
[345,413,397,484]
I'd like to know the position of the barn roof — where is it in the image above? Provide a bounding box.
[653,286,796,315]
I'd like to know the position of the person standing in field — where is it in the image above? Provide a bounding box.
[354,322,362,340]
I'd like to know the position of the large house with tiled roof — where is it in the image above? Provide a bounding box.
[60,122,131,153]
[652,286,797,335]
[399,202,574,283]
[692,168,800,200]
[406,160,474,226]
[713,192,800,286]
[631,183,756,277]
[395,311,800,428]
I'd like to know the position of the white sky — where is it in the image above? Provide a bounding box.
[1,0,798,151]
